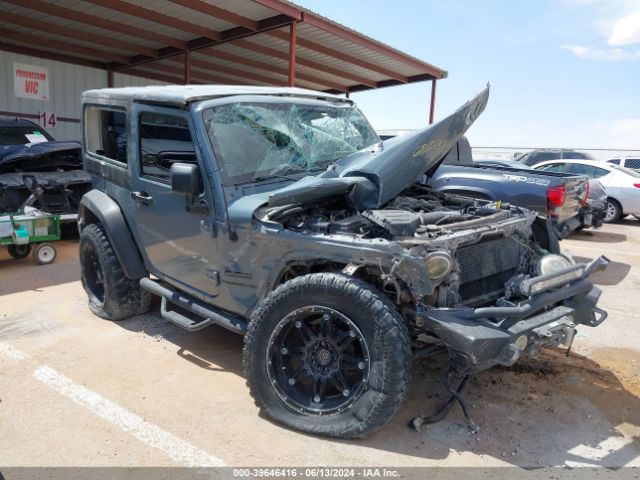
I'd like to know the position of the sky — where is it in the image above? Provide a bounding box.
[295,0,640,149]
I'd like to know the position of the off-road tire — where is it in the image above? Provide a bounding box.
[7,244,31,259]
[605,198,622,223]
[243,273,411,439]
[79,223,150,321]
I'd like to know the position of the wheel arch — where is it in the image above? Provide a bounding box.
[79,189,146,279]
[268,257,417,325]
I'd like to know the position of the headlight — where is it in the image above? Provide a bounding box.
[535,254,573,276]
[425,251,453,281]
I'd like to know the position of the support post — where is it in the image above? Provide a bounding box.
[429,79,437,124]
[184,50,191,84]
[345,89,350,99]
[107,68,114,88]
[288,21,297,87]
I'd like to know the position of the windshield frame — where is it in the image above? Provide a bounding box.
[198,96,379,186]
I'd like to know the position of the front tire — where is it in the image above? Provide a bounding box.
[79,223,150,321]
[605,198,622,223]
[243,273,411,439]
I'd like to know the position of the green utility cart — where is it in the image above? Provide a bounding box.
[0,210,60,265]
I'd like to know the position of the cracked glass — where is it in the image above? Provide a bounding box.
[203,101,379,184]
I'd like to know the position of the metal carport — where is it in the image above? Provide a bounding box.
[0,0,446,123]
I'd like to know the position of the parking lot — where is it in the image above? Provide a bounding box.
[1,220,639,468]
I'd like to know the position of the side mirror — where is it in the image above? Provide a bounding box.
[170,163,202,196]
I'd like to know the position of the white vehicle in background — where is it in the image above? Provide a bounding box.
[534,159,640,223]
[607,156,640,172]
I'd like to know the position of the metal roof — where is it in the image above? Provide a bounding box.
[82,84,349,105]
[0,0,447,94]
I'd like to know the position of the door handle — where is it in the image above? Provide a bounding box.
[131,191,153,205]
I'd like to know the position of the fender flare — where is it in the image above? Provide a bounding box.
[79,189,146,279]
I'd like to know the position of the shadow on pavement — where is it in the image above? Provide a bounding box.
[352,348,640,467]
[574,255,631,286]
[569,229,627,243]
[117,297,245,376]
[116,301,640,467]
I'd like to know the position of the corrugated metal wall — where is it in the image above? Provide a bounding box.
[0,51,170,141]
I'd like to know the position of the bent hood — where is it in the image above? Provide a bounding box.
[267,85,489,209]
[0,141,82,171]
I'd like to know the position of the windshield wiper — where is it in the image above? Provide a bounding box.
[252,164,308,182]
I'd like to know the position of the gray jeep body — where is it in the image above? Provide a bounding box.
[79,84,608,379]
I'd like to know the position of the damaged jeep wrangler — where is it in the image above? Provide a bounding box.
[78,85,608,439]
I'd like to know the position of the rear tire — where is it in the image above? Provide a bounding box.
[604,198,622,223]
[79,223,150,321]
[7,244,32,259]
[243,273,411,439]
[33,243,57,265]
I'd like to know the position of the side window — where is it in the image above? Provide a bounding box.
[567,163,608,178]
[608,158,620,165]
[538,163,566,173]
[85,107,127,163]
[139,112,196,182]
[626,159,640,169]
[592,167,609,178]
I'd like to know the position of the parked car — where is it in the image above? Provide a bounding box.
[0,117,91,220]
[475,158,607,230]
[534,159,640,222]
[513,149,594,166]
[375,134,592,238]
[607,156,640,171]
[78,84,608,439]
[377,135,595,237]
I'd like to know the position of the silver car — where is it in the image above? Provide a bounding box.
[534,159,640,222]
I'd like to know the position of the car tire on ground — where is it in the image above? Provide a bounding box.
[33,242,57,265]
[79,223,150,321]
[7,244,32,259]
[243,272,412,439]
[604,198,622,223]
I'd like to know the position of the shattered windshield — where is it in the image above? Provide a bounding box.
[203,100,379,184]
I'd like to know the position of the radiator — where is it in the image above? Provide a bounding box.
[456,237,523,301]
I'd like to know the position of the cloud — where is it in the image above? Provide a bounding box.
[562,44,640,61]
[608,11,640,45]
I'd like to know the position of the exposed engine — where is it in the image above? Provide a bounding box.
[259,183,549,309]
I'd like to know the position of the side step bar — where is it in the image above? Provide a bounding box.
[140,277,248,335]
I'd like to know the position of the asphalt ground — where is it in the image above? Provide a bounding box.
[1,220,639,469]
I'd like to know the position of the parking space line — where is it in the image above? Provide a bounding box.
[0,342,27,359]
[33,365,226,467]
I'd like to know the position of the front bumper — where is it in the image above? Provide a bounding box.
[416,256,609,374]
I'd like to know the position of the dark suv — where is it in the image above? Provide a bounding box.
[78,85,608,438]
[514,149,594,166]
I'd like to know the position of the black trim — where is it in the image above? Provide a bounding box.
[79,189,146,279]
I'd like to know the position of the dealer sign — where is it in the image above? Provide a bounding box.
[13,62,49,101]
